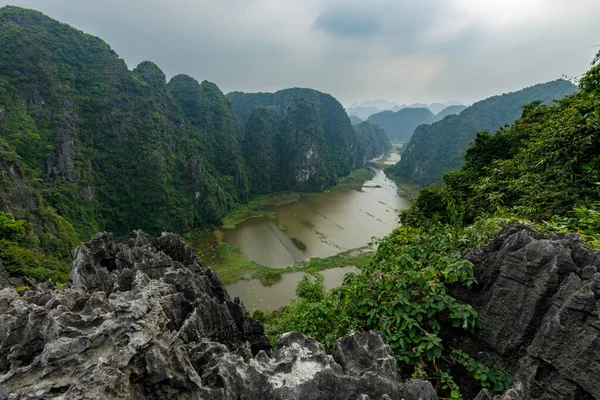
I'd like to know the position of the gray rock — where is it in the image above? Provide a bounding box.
[0,231,432,399]
[454,224,600,400]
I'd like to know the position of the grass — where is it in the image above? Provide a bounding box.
[329,168,374,192]
[221,192,302,229]
[203,243,374,287]
[209,243,265,285]
[277,223,287,231]
[295,247,373,272]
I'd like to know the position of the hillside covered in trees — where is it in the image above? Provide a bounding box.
[264,51,600,399]
[389,80,577,186]
[0,6,387,282]
[366,105,466,142]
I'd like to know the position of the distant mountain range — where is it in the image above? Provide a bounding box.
[346,101,465,120]
[389,79,578,186]
[366,106,467,142]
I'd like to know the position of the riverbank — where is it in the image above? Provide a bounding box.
[388,174,421,199]
[219,168,375,230]
[188,160,406,289]
[209,243,373,286]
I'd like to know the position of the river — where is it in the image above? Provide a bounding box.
[193,155,411,311]
[226,266,359,311]
[223,166,409,268]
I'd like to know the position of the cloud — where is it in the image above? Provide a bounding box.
[314,6,382,38]
[4,0,600,106]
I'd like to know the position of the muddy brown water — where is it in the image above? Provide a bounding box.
[226,266,359,311]
[195,157,411,311]
[222,166,410,268]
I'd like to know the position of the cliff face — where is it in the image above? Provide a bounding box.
[0,231,437,400]
[391,80,578,187]
[0,6,248,240]
[353,122,392,165]
[452,225,600,400]
[228,88,361,179]
[241,99,392,195]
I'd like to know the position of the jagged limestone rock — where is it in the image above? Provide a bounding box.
[0,231,436,400]
[454,224,600,400]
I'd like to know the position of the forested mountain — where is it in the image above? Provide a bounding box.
[0,6,387,282]
[366,105,466,142]
[348,115,363,125]
[367,108,434,142]
[228,88,364,179]
[240,101,390,196]
[435,105,467,119]
[352,122,392,162]
[390,79,578,186]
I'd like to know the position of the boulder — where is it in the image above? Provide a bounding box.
[454,224,600,400]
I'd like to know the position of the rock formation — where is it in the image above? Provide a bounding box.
[453,225,600,400]
[0,231,436,399]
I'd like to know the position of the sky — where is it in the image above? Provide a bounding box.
[3,0,600,106]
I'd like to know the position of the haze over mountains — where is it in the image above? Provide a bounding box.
[389,79,578,186]
[346,100,466,120]
[366,105,468,142]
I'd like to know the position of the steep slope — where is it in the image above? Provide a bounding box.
[353,121,392,163]
[391,79,578,186]
[167,74,250,200]
[228,88,359,178]
[0,6,256,282]
[435,105,467,120]
[242,107,283,195]
[348,115,363,125]
[367,108,434,142]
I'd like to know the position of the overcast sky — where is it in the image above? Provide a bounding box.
[4,0,600,106]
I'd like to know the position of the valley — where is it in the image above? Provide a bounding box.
[191,155,411,309]
[1,5,599,399]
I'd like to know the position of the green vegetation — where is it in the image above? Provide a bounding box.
[210,243,265,285]
[0,211,72,283]
[261,51,600,399]
[328,168,374,191]
[221,192,301,229]
[367,107,435,142]
[0,6,389,283]
[262,219,515,397]
[352,122,392,163]
[348,115,363,125]
[199,240,373,286]
[230,89,390,191]
[366,106,466,143]
[391,79,578,186]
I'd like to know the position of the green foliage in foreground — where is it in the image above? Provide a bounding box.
[0,212,71,282]
[263,218,515,398]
